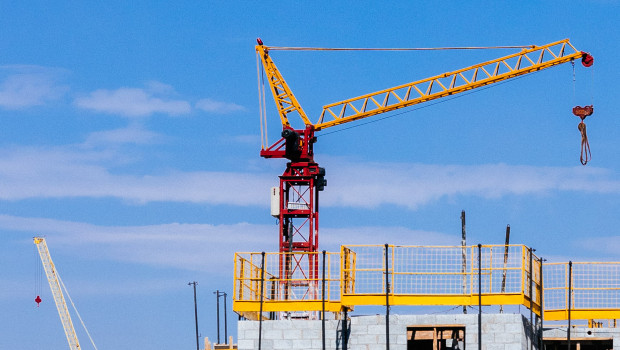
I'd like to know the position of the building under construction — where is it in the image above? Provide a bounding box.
[235,39,617,349]
[232,245,620,350]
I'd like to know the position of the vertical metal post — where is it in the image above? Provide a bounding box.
[385,243,390,350]
[259,252,266,350]
[322,250,326,350]
[188,281,199,350]
[478,244,482,350]
[461,211,467,314]
[343,307,349,350]
[215,289,221,344]
[529,248,534,350]
[539,257,545,350]
[567,261,572,350]
[223,292,228,343]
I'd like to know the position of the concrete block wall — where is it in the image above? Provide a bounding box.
[238,313,536,350]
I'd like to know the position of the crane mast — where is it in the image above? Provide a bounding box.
[34,237,81,350]
[256,39,592,318]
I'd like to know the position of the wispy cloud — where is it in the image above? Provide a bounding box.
[0,148,618,207]
[2,214,275,273]
[83,123,162,146]
[2,214,458,275]
[195,98,245,114]
[324,160,620,209]
[74,82,191,117]
[0,145,271,205]
[0,65,68,109]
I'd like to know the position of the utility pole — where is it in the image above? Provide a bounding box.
[188,282,199,350]
[214,290,228,344]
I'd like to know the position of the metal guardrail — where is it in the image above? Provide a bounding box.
[544,262,620,321]
[233,244,542,318]
[233,252,342,320]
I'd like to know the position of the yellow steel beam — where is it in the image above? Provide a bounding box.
[233,300,344,313]
[256,44,311,128]
[315,39,585,130]
[544,309,620,321]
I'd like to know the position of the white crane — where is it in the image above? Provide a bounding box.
[34,237,98,350]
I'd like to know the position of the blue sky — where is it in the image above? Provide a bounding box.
[1,1,619,349]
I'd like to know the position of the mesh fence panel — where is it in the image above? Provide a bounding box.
[544,262,620,311]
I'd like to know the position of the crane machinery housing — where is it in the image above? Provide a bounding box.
[255,38,593,318]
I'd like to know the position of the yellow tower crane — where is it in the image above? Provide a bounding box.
[243,39,593,317]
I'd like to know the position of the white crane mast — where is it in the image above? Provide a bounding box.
[34,237,81,350]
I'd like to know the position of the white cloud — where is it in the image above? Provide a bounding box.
[1,214,458,276]
[0,65,68,109]
[323,160,620,209]
[0,146,271,205]
[195,98,245,114]
[74,83,191,117]
[0,145,618,208]
[1,214,275,273]
[320,226,458,250]
[83,124,162,146]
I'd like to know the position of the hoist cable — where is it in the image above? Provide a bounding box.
[58,274,99,350]
[257,53,270,149]
[257,53,266,149]
[266,45,536,51]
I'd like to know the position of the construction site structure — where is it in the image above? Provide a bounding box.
[234,245,620,350]
[234,245,620,321]
[254,38,593,320]
[34,237,81,350]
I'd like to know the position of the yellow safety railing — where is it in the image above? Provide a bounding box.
[233,245,541,316]
[339,245,541,315]
[233,252,342,319]
[544,262,620,321]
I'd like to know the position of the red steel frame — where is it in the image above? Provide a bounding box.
[260,126,324,304]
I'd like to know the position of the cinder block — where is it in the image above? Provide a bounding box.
[238,321,257,331]
[494,332,518,344]
[282,328,302,339]
[237,339,254,350]
[302,328,321,339]
[272,320,293,330]
[483,322,505,333]
[368,343,388,350]
[273,339,293,349]
[243,329,259,340]
[505,343,522,350]
[484,343,504,350]
[260,339,274,349]
[264,329,283,340]
[355,334,379,345]
[292,339,313,349]
[367,324,386,335]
